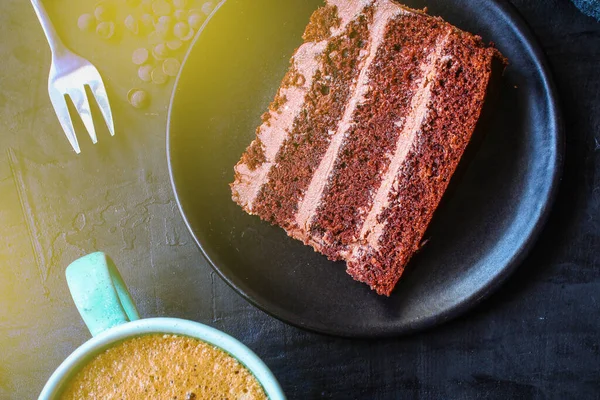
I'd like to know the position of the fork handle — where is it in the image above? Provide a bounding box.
[30,0,68,56]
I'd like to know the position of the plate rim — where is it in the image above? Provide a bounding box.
[166,0,564,337]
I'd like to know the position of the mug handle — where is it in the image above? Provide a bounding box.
[66,252,140,337]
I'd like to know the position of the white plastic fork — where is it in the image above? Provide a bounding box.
[31,0,114,154]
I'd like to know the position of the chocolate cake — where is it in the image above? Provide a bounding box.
[231,0,505,296]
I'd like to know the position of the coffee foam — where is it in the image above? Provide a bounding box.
[59,334,266,400]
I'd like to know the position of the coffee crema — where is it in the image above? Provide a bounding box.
[59,334,267,400]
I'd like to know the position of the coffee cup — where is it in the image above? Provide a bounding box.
[38,252,285,399]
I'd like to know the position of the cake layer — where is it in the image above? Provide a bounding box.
[346,29,500,295]
[251,4,374,228]
[231,0,505,296]
[304,13,451,259]
[232,0,373,213]
[293,1,407,250]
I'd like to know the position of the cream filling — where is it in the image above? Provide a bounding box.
[295,0,408,232]
[354,30,453,253]
[232,0,375,212]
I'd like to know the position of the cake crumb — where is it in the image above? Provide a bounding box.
[303,4,341,42]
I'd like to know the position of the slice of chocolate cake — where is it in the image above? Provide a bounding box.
[231,0,505,296]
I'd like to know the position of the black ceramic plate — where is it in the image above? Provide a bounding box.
[167,0,562,337]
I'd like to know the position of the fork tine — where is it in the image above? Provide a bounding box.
[68,88,97,144]
[48,87,80,154]
[90,83,115,136]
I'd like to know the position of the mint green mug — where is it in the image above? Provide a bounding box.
[38,252,285,399]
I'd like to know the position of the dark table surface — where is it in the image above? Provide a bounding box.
[0,0,599,399]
